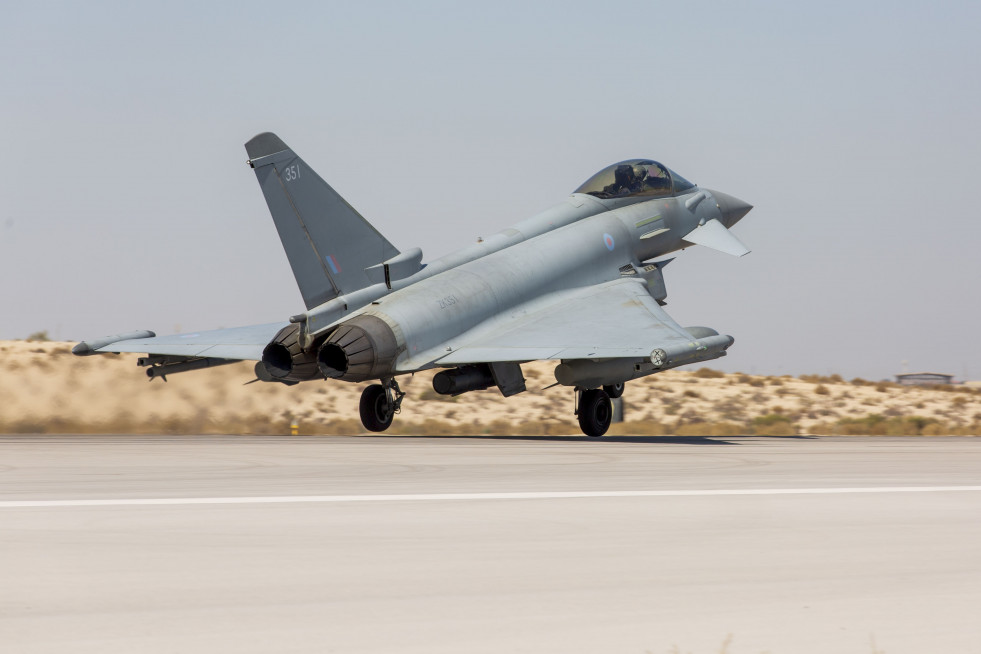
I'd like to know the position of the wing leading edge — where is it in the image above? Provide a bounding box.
[77,322,289,361]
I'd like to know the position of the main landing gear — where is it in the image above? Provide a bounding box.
[577,386,618,437]
[359,378,405,432]
[357,377,623,437]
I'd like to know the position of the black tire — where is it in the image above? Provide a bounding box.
[603,382,625,399]
[360,384,394,432]
[578,388,612,437]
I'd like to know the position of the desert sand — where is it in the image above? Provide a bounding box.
[1,341,979,435]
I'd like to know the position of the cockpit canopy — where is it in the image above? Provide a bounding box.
[574,160,696,200]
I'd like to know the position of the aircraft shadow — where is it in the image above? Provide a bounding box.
[374,433,819,445]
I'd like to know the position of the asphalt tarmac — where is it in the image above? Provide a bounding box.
[2,434,980,653]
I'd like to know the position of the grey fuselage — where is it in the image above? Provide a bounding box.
[295,186,747,375]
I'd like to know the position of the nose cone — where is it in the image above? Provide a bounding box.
[711,190,753,227]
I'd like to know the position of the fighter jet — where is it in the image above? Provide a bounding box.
[74,133,752,437]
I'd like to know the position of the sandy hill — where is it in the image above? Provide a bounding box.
[1,341,979,436]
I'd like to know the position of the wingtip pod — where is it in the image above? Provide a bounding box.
[72,330,156,356]
[554,334,735,388]
[649,334,734,369]
[245,132,289,161]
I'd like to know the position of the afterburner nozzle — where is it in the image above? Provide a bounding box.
[315,314,398,382]
[261,324,321,382]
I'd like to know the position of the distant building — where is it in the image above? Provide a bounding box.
[895,372,954,386]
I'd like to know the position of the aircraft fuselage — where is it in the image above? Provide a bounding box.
[303,187,746,380]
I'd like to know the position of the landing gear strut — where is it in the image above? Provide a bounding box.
[359,378,405,432]
[576,387,612,437]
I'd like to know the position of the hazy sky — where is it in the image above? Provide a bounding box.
[2,1,979,381]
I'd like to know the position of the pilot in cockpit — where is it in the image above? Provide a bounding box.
[575,159,693,200]
[602,164,643,196]
[643,164,671,192]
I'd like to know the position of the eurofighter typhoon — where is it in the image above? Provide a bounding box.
[74,133,753,436]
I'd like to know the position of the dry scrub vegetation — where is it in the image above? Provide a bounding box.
[2,341,979,436]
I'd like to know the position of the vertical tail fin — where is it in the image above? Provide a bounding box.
[245,133,400,309]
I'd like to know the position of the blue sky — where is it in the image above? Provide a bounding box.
[2,1,979,380]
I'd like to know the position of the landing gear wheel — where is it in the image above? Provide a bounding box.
[578,388,612,437]
[360,384,394,432]
[603,382,625,399]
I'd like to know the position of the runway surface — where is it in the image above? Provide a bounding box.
[2,434,980,653]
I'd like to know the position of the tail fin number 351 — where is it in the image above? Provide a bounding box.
[284,164,301,182]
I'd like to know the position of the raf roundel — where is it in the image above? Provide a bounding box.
[603,233,615,251]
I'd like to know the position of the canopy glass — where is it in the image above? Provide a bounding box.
[574,160,695,199]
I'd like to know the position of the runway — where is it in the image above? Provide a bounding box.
[2,435,980,653]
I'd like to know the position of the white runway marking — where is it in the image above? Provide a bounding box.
[3,486,981,508]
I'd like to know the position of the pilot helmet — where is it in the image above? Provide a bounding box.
[613,164,634,184]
